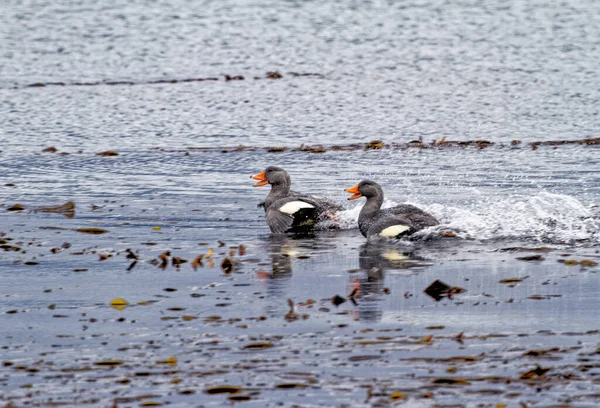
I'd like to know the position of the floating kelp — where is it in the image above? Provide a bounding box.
[76,227,107,234]
[37,201,76,218]
[184,137,600,154]
[424,280,466,301]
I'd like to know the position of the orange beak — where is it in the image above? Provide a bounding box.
[251,170,269,187]
[345,185,362,200]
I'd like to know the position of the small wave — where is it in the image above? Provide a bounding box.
[334,193,599,244]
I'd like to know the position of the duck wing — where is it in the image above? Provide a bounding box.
[366,215,415,238]
[266,207,295,234]
[304,194,344,212]
[266,196,321,233]
[382,204,439,229]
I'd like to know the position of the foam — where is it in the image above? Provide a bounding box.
[331,192,600,244]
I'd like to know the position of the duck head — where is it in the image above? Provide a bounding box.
[345,180,382,200]
[251,166,290,187]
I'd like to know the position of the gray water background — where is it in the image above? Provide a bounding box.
[1,0,600,406]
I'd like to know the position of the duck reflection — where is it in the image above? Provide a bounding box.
[351,243,424,322]
[256,234,333,298]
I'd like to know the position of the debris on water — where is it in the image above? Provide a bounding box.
[172,257,187,267]
[499,276,528,284]
[391,392,407,400]
[431,378,470,385]
[76,227,107,234]
[42,146,58,153]
[558,259,598,267]
[37,201,75,218]
[417,334,434,344]
[224,75,244,81]
[7,204,25,211]
[348,288,359,305]
[125,249,139,260]
[158,251,170,269]
[110,298,128,311]
[501,246,553,252]
[440,231,457,237]
[153,226,161,231]
[156,357,177,366]
[97,150,119,156]
[242,342,274,350]
[522,348,559,357]
[98,253,112,261]
[228,395,251,401]
[206,248,214,259]
[266,71,282,79]
[424,280,466,301]
[204,385,243,394]
[221,258,233,273]
[94,359,124,366]
[191,255,204,270]
[238,244,246,256]
[331,295,347,306]
[285,298,299,321]
[275,383,307,389]
[516,255,544,261]
[365,140,384,150]
[519,365,550,379]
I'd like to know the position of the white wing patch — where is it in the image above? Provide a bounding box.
[382,250,409,261]
[279,201,314,215]
[379,224,411,237]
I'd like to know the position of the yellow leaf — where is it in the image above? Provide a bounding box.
[417,334,433,344]
[110,298,128,311]
[156,357,177,366]
[391,391,406,400]
[153,226,161,231]
[206,248,214,259]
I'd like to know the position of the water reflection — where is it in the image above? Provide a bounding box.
[352,243,430,322]
[257,234,337,312]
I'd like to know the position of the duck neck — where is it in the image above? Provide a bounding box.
[360,194,383,218]
[264,181,291,209]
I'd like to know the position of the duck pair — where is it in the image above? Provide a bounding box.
[251,166,439,238]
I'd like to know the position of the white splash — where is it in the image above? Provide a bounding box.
[335,193,600,244]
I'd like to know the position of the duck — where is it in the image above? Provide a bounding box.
[252,166,343,234]
[345,179,439,239]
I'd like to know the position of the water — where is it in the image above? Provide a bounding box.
[1,0,600,406]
